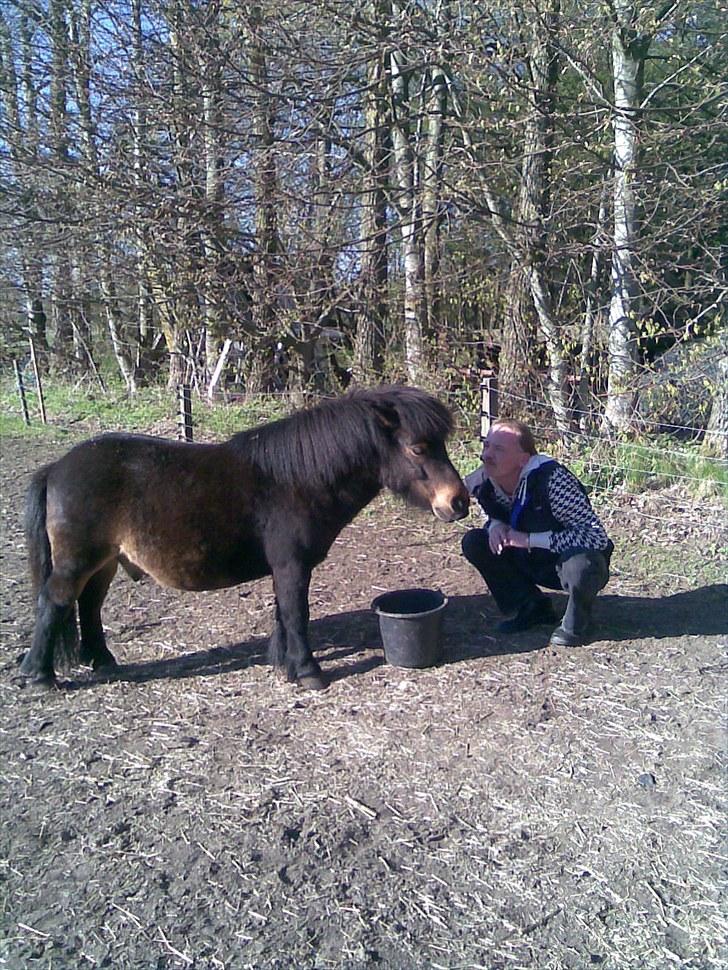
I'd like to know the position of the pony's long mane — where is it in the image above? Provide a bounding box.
[229,386,454,489]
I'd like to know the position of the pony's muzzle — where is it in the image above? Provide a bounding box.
[432,491,470,522]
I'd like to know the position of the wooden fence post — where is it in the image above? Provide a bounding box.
[13,360,31,426]
[28,335,47,425]
[177,384,193,442]
[480,373,499,440]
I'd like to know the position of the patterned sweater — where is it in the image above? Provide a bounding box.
[465,455,613,558]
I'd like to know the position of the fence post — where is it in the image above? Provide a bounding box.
[480,373,499,440]
[28,334,47,425]
[177,383,193,442]
[13,359,31,426]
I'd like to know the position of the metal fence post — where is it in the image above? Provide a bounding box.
[13,360,31,426]
[177,384,193,442]
[480,373,499,440]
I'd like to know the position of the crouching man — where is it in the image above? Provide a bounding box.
[461,419,613,646]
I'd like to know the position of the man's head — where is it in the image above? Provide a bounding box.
[480,419,536,490]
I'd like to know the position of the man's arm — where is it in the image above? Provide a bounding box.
[529,466,611,554]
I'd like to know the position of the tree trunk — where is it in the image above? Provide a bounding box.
[47,0,75,370]
[199,4,227,390]
[247,4,281,392]
[503,0,567,430]
[390,3,423,382]
[68,0,139,391]
[422,54,447,346]
[353,35,388,382]
[603,0,650,432]
[703,353,728,458]
[575,183,609,430]
[0,15,49,367]
[131,0,155,379]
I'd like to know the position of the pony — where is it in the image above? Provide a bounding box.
[19,386,469,691]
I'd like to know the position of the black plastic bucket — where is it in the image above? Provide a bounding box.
[371,588,447,668]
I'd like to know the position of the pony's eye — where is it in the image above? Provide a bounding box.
[410,444,427,457]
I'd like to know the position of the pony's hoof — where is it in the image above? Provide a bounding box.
[13,671,58,691]
[297,673,329,691]
[92,657,119,673]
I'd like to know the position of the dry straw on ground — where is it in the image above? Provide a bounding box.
[1,435,726,970]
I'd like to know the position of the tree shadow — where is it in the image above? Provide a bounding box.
[62,583,727,690]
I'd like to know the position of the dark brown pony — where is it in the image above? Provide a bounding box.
[20,386,469,690]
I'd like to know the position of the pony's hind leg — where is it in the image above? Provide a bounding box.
[20,568,83,684]
[78,561,119,671]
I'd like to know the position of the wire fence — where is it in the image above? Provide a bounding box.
[5,365,726,540]
[485,385,727,443]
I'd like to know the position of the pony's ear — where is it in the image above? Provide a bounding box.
[371,399,401,432]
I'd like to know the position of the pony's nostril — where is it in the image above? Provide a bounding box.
[455,494,470,515]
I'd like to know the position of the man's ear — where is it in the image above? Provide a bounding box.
[371,399,400,432]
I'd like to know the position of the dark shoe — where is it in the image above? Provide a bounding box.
[498,598,556,634]
[550,625,587,647]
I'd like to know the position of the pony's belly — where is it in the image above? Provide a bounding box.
[119,543,269,592]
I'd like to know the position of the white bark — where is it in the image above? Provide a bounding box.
[69,0,138,391]
[390,17,423,381]
[603,0,648,431]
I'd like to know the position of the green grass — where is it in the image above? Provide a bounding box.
[0,374,296,441]
[1,379,167,433]
[568,437,728,499]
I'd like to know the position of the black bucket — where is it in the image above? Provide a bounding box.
[371,588,447,668]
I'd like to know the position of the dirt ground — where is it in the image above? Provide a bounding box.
[1,433,726,970]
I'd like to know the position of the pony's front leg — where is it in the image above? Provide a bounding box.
[267,599,287,671]
[271,564,328,691]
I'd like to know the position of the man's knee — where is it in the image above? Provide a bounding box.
[558,551,609,593]
[461,528,490,564]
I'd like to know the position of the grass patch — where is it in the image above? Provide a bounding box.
[569,437,728,500]
[0,375,296,441]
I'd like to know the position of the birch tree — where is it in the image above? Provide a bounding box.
[603,0,680,431]
[389,1,424,381]
[353,24,389,381]
[0,7,49,365]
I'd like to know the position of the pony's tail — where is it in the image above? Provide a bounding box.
[25,468,79,668]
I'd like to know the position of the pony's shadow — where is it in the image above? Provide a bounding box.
[67,583,727,689]
[67,610,385,690]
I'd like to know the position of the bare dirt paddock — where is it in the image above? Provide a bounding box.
[1,435,726,970]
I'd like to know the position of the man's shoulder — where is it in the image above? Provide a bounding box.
[464,466,489,494]
[544,460,586,489]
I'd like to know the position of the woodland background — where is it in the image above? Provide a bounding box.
[0,0,726,444]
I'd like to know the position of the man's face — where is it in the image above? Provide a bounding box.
[480,427,530,485]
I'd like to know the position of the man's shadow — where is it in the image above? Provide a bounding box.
[67,583,727,689]
[442,583,728,660]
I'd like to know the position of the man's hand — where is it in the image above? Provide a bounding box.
[488,521,510,554]
[503,528,529,550]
